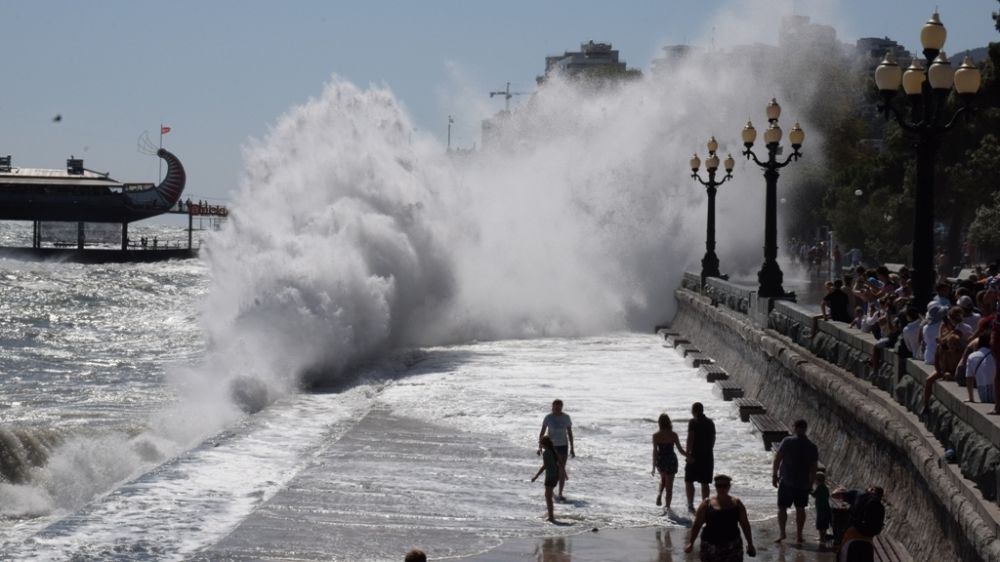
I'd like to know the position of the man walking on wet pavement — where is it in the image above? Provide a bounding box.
[772,419,819,545]
[538,399,574,501]
[685,402,716,512]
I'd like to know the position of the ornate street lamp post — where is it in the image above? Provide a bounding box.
[874,12,981,308]
[741,99,805,299]
[690,136,735,285]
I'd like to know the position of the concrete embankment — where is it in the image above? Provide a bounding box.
[670,274,1000,562]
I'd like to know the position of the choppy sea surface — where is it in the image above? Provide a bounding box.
[0,225,777,561]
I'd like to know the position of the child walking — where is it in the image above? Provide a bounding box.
[532,436,567,522]
[812,471,832,543]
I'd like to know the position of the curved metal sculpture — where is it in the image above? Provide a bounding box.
[122,149,187,217]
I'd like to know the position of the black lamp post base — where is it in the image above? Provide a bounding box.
[701,252,721,285]
[757,260,791,299]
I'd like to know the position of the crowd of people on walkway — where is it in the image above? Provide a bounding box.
[177,198,229,217]
[527,400,885,562]
[819,260,1000,415]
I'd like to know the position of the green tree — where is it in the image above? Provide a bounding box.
[969,193,1000,259]
[952,134,1000,260]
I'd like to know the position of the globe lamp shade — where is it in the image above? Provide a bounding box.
[928,52,954,90]
[766,98,781,121]
[741,121,757,147]
[902,59,925,96]
[875,51,902,92]
[764,123,782,145]
[706,153,720,171]
[789,123,804,148]
[920,12,946,52]
[954,56,981,95]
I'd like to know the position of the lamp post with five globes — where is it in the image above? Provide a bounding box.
[690,137,735,285]
[874,12,981,308]
[741,99,805,300]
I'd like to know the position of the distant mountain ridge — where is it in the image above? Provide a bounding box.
[949,47,989,66]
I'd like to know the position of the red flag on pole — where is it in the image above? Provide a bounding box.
[161,126,171,134]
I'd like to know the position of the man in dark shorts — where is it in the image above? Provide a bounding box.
[685,402,716,512]
[537,399,575,501]
[772,419,819,544]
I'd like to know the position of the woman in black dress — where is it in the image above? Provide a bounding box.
[685,474,756,561]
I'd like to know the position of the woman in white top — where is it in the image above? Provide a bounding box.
[921,305,944,365]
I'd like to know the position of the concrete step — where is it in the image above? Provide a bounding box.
[665,335,690,348]
[749,414,790,451]
[684,352,713,368]
[675,343,701,357]
[733,398,767,422]
[699,364,729,382]
[655,327,680,339]
[714,380,744,401]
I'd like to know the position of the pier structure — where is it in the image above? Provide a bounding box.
[0,148,226,262]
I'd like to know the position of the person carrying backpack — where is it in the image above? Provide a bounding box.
[833,486,885,562]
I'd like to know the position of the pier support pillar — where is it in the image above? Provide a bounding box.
[121,222,129,251]
[188,212,193,249]
[77,222,85,250]
[32,221,40,248]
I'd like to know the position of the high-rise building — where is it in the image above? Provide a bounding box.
[856,37,911,68]
[537,40,628,84]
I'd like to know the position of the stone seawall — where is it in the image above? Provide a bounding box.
[671,285,1000,562]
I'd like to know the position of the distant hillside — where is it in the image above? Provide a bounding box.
[949,47,989,65]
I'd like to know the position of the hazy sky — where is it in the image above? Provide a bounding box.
[0,0,995,204]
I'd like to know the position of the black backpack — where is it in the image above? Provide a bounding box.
[850,493,885,537]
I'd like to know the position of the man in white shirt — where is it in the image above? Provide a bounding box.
[538,399,575,501]
[967,336,995,403]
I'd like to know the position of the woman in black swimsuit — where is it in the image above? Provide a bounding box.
[685,474,756,561]
[652,413,687,508]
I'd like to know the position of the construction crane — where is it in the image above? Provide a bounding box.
[489,82,529,112]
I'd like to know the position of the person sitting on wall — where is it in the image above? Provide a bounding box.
[965,335,995,404]
[870,315,901,372]
[920,305,945,366]
[900,308,922,360]
[923,307,968,413]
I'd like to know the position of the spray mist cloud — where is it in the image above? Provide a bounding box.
[203,2,839,393]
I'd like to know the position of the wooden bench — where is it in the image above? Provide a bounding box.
[675,343,701,357]
[874,535,912,562]
[685,352,713,368]
[665,335,690,348]
[714,380,744,401]
[749,414,789,451]
[699,364,728,382]
[734,398,766,422]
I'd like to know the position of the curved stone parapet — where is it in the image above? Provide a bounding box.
[671,286,1000,562]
